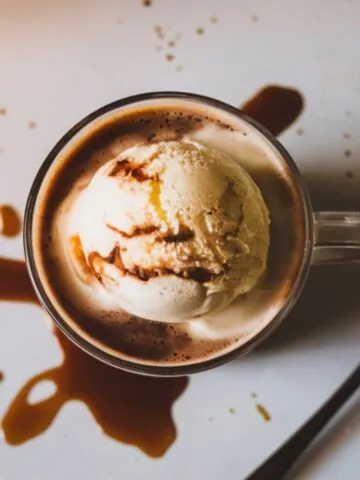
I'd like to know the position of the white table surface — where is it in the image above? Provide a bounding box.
[1,0,360,479]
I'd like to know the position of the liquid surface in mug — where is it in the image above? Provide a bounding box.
[32,97,307,368]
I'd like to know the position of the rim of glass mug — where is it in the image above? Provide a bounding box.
[24,91,314,376]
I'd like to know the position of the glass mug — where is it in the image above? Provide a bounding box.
[24,92,360,376]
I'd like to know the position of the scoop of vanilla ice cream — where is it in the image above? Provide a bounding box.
[67,140,269,321]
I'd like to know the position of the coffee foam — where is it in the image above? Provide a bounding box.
[32,99,306,368]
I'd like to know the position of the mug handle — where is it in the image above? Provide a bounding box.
[312,212,360,264]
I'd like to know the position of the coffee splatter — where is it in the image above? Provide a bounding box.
[250,392,258,399]
[165,53,174,62]
[0,107,7,116]
[344,149,352,157]
[168,40,176,48]
[229,407,236,415]
[256,403,271,422]
[0,257,188,456]
[210,16,218,24]
[0,258,39,304]
[28,121,37,129]
[296,128,304,136]
[343,132,351,139]
[240,85,304,136]
[0,205,22,238]
[1,327,188,456]
[196,27,204,35]
[143,0,152,6]
[250,15,259,23]
[0,371,4,382]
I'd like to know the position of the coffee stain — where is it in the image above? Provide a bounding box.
[0,258,38,304]
[256,403,271,422]
[0,371,4,382]
[0,205,22,237]
[240,85,304,136]
[2,328,188,456]
[0,257,188,457]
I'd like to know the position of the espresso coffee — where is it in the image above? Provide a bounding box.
[30,96,307,372]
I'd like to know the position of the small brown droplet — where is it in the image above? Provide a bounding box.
[210,16,218,24]
[296,128,304,136]
[196,27,204,35]
[250,392,257,399]
[154,25,164,40]
[346,170,355,179]
[343,132,351,139]
[0,371,4,382]
[256,404,271,422]
[143,0,152,6]
[168,40,176,48]
[28,121,36,129]
[344,149,352,157]
[250,14,259,23]
[229,407,236,415]
[165,53,174,62]
[0,107,7,116]
[0,205,22,237]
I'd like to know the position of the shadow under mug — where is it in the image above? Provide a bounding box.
[23,92,360,376]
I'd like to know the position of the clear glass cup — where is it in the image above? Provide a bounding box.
[23,92,360,376]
